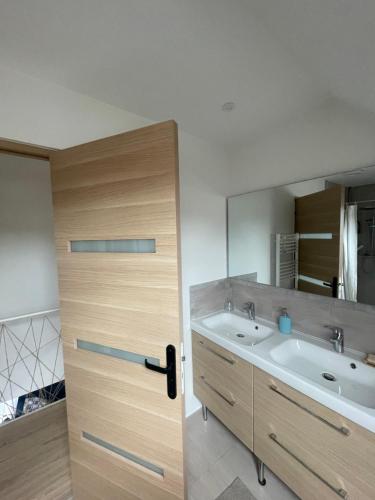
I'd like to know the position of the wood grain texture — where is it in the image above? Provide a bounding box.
[297,280,333,296]
[50,121,185,499]
[0,400,72,500]
[295,184,344,234]
[296,185,344,296]
[298,237,341,282]
[192,332,253,450]
[254,367,375,500]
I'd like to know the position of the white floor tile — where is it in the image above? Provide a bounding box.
[187,409,298,500]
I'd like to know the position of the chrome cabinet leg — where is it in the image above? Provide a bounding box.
[202,404,208,421]
[257,458,266,486]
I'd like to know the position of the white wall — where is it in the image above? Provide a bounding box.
[228,98,375,196]
[0,154,63,422]
[228,188,294,283]
[285,178,326,198]
[0,65,228,416]
[0,154,59,318]
[228,178,328,285]
[179,132,229,415]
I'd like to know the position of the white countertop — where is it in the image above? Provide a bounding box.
[191,312,375,433]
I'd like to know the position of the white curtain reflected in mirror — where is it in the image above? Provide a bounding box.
[341,205,358,302]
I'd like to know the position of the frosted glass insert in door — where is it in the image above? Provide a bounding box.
[70,239,156,253]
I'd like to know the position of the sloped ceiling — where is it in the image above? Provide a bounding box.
[0,0,374,147]
[250,0,375,118]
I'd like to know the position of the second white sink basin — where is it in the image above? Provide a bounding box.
[270,339,375,409]
[200,312,273,346]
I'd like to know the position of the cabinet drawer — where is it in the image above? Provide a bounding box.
[192,332,237,369]
[192,331,253,450]
[192,332,252,405]
[254,367,375,500]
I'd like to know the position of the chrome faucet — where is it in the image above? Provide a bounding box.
[326,326,344,353]
[242,301,255,321]
[224,297,234,312]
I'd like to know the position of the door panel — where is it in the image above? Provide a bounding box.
[295,185,344,297]
[50,121,185,499]
[54,201,177,239]
[298,236,340,282]
[52,172,175,211]
[295,185,343,234]
[297,280,333,297]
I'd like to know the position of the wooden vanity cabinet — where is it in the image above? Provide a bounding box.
[192,331,375,500]
[254,367,375,500]
[192,331,253,450]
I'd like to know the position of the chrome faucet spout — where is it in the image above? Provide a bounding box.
[325,325,344,353]
[242,301,255,321]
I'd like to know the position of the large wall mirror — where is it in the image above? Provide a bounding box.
[228,165,375,306]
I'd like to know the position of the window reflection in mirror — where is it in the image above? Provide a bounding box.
[228,166,375,306]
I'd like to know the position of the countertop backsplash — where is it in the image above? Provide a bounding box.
[190,277,375,354]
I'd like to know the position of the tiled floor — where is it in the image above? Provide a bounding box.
[186,409,298,500]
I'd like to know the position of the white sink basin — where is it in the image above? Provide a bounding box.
[200,312,273,346]
[270,339,375,409]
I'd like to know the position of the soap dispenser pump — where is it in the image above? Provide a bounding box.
[279,308,292,334]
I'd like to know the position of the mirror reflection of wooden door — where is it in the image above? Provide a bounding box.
[50,121,185,499]
[295,184,345,298]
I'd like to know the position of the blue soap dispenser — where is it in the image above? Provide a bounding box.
[279,308,292,335]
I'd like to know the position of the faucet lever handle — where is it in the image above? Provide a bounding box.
[324,325,344,339]
[242,301,254,310]
[324,326,344,353]
[241,301,255,320]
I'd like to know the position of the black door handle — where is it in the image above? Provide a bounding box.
[145,345,177,399]
[323,277,339,298]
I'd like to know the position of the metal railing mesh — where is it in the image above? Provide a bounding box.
[0,309,64,424]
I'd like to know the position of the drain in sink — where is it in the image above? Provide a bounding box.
[322,372,336,382]
[236,333,246,338]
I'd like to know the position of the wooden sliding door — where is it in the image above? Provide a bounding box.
[50,121,185,499]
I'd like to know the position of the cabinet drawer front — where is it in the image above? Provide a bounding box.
[192,331,252,404]
[192,331,237,366]
[194,359,253,450]
[254,368,375,500]
[255,426,341,500]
